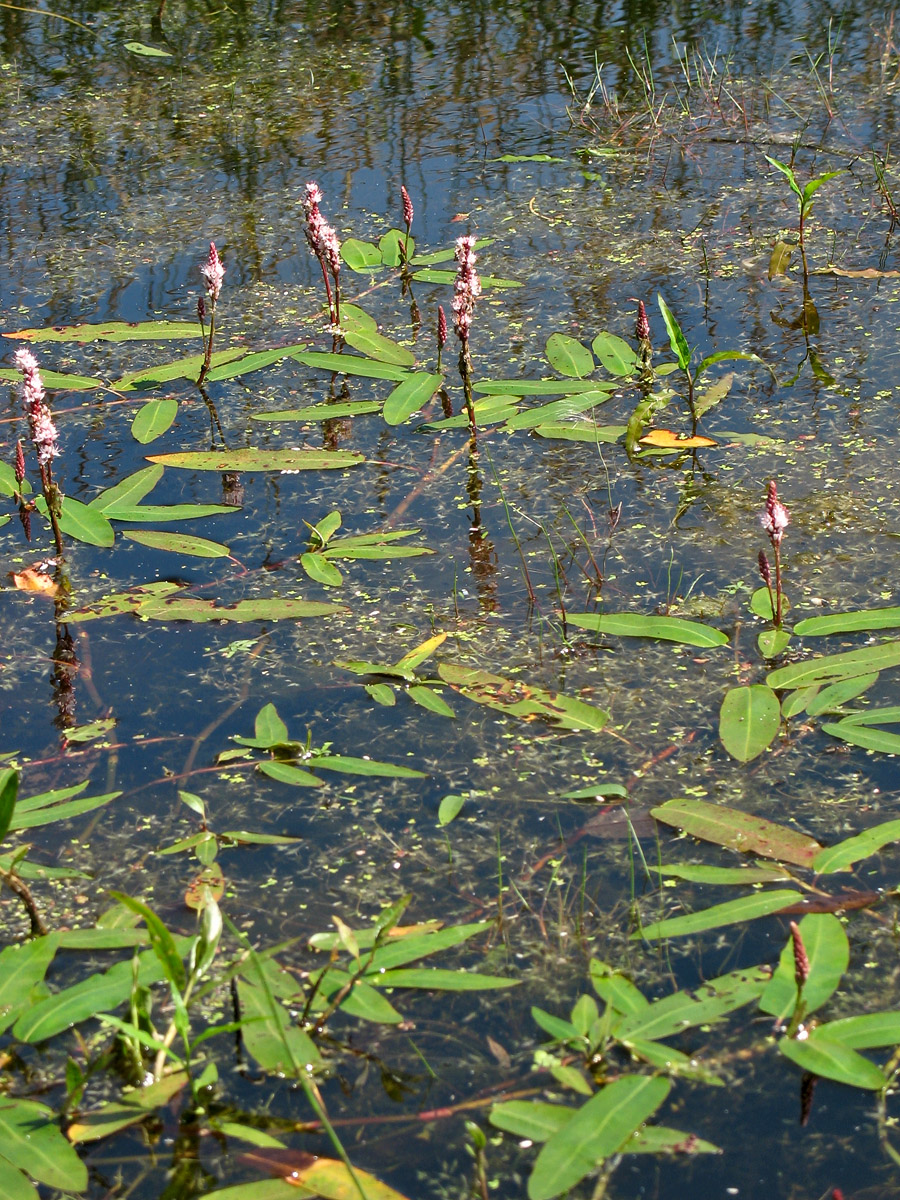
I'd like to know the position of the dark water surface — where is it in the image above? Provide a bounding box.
[5,1,900,1197]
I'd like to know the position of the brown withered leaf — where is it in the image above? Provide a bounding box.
[9,567,61,597]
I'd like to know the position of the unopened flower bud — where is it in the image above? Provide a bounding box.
[401,185,414,230]
[437,305,447,350]
[758,550,771,586]
[790,921,810,990]
[761,479,790,546]
[14,440,25,485]
[635,299,650,343]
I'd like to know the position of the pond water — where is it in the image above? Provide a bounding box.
[5,1,900,1198]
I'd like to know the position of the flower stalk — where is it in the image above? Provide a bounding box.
[303,182,342,329]
[452,235,481,436]
[760,479,790,628]
[197,242,225,386]
[14,349,64,556]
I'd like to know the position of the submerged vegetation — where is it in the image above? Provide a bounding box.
[6,2,900,1198]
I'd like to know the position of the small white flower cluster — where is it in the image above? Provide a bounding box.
[303,182,342,282]
[452,235,481,345]
[14,348,58,467]
[760,479,790,546]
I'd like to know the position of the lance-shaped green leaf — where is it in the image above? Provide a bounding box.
[204,343,309,382]
[719,684,781,762]
[300,554,343,586]
[115,349,243,389]
[794,608,900,636]
[634,891,802,940]
[806,674,879,716]
[0,768,18,845]
[410,268,520,288]
[566,612,728,647]
[341,238,384,271]
[651,797,823,866]
[0,367,101,390]
[0,933,60,1034]
[767,641,900,689]
[382,372,443,424]
[137,595,347,623]
[474,379,605,396]
[504,391,613,430]
[533,423,626,442]
[90,464,164,511]
[490,1100,573,1142]
[0,1099,87,1190]
[438,663,608,731]
[614,967,770,1040]
[6,320,198,342]
[146,449,362,471]
[235,978,320,1073]
[291,350,410,381]
[343,327,415,367]
[123,530,230,557]
[253,400,381,422]
[779,1033,886,1090]
[759,913,849,1020]
[814,1011,900,1049]
[34,495,114,547]
[656,294,691,370]
[812,817,900,873]
[528,1075,670,1200]
[821,720,900,753]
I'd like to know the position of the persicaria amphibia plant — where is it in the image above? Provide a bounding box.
[759,479,790,628]
[303,182,342,329]
[452,235,481,434]
[13,348,63,555]
[197,241,225,386]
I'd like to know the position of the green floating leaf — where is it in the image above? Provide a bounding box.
[622,1126,720,1155]
[0,1099,88,1191]
[656,863,793,885]
[366,682,396,706]
[248,705,290,746]
[504,391,612,431]
[567,612,728,648]
[409,238,492,267]
[493,153,567,163]
[438,794,465,825]
[123,530,230,558]
[533,423,626,442]
[0,367,101,391]
[253,401,381,422]
[146,449,362,471]
[291,350,410,381]
[91,464,164,511]
[102,504,238,523]
[438,663,608,731]
[6,320,197,343]
[204,343,308,382]
[372,967,515,990]
[544,333,595,379]
[33,495,114,547]
[311,755,425,779]
[767,641,900,689]
[795,608,900,636]
[821,721,900,754]
[407,685,455,718]
[528,1076,670,1200]
[258,761,323,787]
[589,960,648,1016]
[759,913,849,1020]
[635,891,802,941]
[124,41,173,56]
[758,629,791,658]
[236,978,321,1074]
[719,685,781,762]
[474,379,606,396]
[379,228,412,267]
[0,934,60,1034]
[812,817,900,873]
[694,372,733,418]
[343,327,415,367]
[67,1073,189,1144]
[410,268,520,288]
[114,348,243,390]
[749,586,790,621]
[383,372,443,424]
[138,595,346,623]
[614,967,770,1040]
[11,788,120,830]
[806,674,879,717]
[816,1011,900,1049]
[490,1100,572,1142]
[651,797,823,866]
[591,332,638,376]
[341,238,384,271]
[779,1033,886,1090]
[301,553,343,586]
[781,685,821,719]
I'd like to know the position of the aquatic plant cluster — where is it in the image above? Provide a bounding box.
[6,10,900,1200]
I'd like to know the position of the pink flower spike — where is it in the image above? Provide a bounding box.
[452,235,482,345]
[635,300,650,342]
[15,348,59,467]
[761,479,789,545]
[401,185,414,230]
[200,241,225,303]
